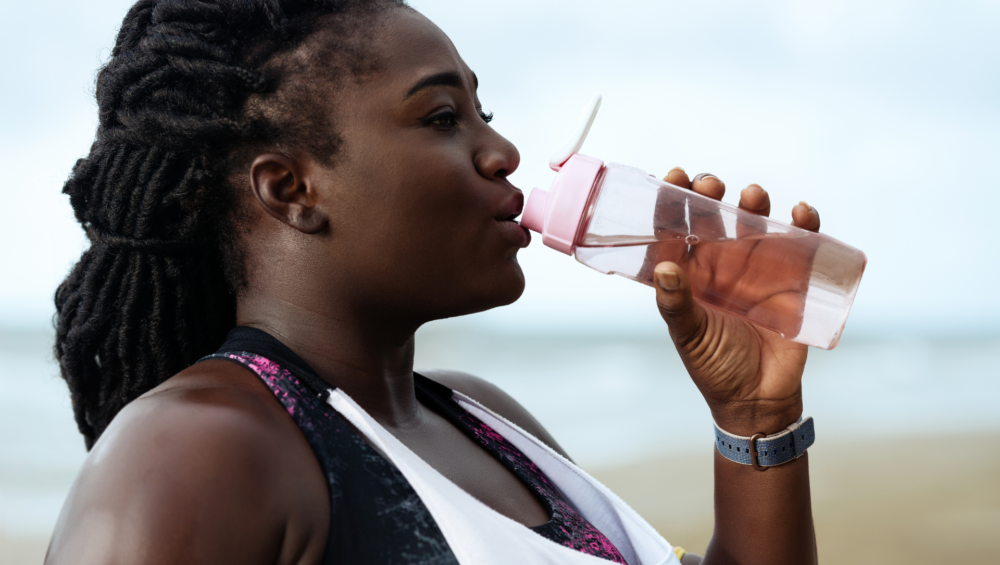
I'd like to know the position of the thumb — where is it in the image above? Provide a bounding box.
[654,262,707,347]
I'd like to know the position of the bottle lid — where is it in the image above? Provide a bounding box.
[520,94,604,255]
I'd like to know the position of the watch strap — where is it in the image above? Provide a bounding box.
[714,416,815,468]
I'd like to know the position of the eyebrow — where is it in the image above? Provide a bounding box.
[404,71,479,100]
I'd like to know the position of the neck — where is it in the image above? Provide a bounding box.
[236,290,423,428]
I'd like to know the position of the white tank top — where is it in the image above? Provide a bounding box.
[327,388,682,565]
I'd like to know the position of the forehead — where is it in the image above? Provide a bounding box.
[370,9,474,94]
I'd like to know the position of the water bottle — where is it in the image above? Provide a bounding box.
[519,95,867,349]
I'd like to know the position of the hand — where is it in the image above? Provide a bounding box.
[650,168,821,435]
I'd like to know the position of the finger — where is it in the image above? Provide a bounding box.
[688,173,727,241]
[791,201,821,232]
[738,184,770,217]
[735,184,770,240]
[656,167,690,241]
[654,261,707,349]
[691,173,725,201]
[663,167,691,189]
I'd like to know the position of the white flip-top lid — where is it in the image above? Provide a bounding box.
[547,94,602,171]
[520,94,605,254]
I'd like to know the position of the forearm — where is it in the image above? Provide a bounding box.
[702,405,817,565]
[649,184,824,564]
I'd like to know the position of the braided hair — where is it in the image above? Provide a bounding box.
[55,0,407,449]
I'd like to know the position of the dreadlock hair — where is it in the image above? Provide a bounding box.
[55,0,407,449]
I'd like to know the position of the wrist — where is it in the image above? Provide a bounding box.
[710,395,803,436]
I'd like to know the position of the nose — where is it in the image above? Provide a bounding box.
[475,129,520,180]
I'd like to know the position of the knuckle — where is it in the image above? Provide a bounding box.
[656,296,689,323]
[656,300,682,319]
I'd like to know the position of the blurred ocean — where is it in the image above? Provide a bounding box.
[2,324,999,539]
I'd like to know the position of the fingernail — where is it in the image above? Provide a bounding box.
[693,173,717,182]
[798,200,814,212]
[656,269,680,291]
[668,167,685,174]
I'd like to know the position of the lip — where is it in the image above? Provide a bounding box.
[496,217,531,248]
[494,191,531,248]
[494,190,525,223]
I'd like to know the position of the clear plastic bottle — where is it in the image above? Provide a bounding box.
[520,96,867,349]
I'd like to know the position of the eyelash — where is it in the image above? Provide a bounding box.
[423,109,494,129]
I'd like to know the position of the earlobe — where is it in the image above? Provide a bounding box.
[249,153,328,234]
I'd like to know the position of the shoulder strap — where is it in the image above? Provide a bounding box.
[200,326,332,400]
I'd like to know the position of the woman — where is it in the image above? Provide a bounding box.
[48,1,821,563]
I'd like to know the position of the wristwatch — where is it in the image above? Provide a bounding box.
[714,417,815,470]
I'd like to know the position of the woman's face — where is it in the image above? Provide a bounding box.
[294,8,528,324]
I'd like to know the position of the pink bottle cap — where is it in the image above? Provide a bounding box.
[520,153,604,255]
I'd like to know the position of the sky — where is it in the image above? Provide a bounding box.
[1,0,998,337]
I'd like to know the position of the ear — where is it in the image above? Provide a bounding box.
[249,153,328,234]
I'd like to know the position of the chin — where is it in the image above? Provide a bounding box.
[492,257,527,306]
[441,259,526,319]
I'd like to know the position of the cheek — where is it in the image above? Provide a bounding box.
[329,135,523,311]
[363,161,487,258]
[381,199,525,313]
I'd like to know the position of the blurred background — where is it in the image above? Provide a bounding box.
[2,0,998,563]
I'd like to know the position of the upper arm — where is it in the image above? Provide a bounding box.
[46,379,326,565]
[421,370,574,462]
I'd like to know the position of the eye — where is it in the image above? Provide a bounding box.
[478,109,494,124]
[423,109,458,128]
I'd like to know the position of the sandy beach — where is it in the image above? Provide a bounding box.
[590,433,1000,564]
[4,433,997,565]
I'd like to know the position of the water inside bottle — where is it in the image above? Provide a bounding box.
[575,224,864,349]
[578,230,808,248]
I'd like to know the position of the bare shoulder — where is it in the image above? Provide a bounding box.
[46,359,327,565]
[420,369,573,462]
